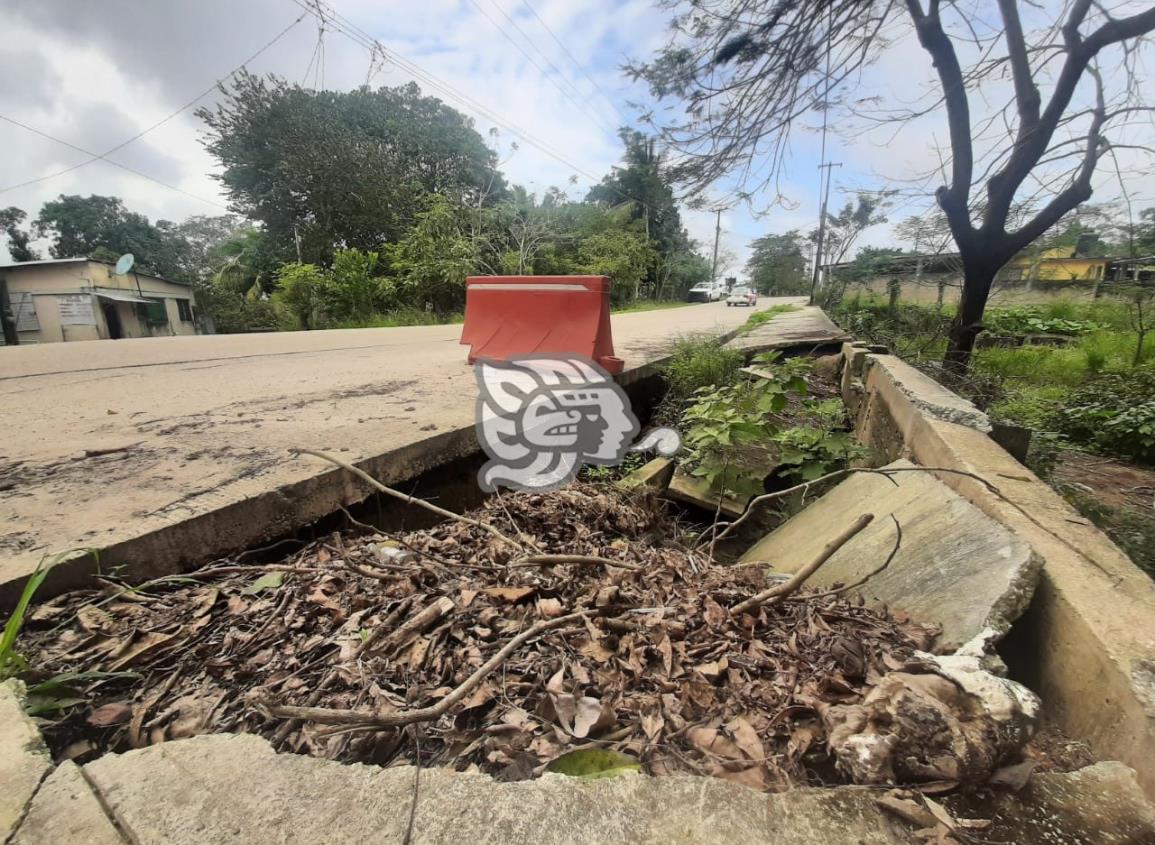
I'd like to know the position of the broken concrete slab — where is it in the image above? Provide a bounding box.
[725,305,852,353]
[617,457,675,492]
[862,354,992,432]
[12,761,124,845]
[77,733,1155,844]
[664,466,748,520]
[0,681,53,841]
[738,460,1041,652]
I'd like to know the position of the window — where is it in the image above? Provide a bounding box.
[137,298,168,327]
[8,291,39,331]
[176,299,194,322]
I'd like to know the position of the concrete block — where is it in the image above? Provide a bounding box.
[738,460,1041,652]
[664,467,748,520]
[0,680,53,841]
[617,457,675,492]
[12,761,124,845]
[862,354,991,433]
[76,733,1155,844]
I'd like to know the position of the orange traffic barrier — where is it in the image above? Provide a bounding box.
[459,276,623,374]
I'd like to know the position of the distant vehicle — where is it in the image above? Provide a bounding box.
[687,282,725,303]
[726,286,757,307]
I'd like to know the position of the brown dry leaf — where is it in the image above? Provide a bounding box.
[572,696,605,738]
[687,724,743,761]
[716,766,767,791]
[726,716,765,762]
[462,683,496,710]
[876,795,938,829]
[536,597,564,618]
[641,706,665,740]
[76,605,116,633]
[482,586,536,603]
[108,631,175,670]
[87,701,133,727]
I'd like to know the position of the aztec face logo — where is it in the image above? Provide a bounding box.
[474,356,680,491]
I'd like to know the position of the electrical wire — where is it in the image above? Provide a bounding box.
[518,0,623,124]
[0,12,307,197]
[0,113,230,210]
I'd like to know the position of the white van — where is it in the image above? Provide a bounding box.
[686,282,724,303]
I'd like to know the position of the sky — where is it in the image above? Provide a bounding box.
[1,0,1152,274]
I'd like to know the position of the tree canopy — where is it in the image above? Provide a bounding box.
[196,73,506,265]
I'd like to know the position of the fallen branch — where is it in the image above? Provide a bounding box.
[510,554,642,572]
[260,611,588,729]
[296,448,523,552]
[714,464,1120,584]
[788,514,902,601]
[731,513,874,616]
[378,597,455,655]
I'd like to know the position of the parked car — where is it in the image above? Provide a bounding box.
[726,287,757,307]
[687,283,725,303]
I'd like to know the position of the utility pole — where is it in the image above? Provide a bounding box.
[710,208,722,283]
[808,161,841,305]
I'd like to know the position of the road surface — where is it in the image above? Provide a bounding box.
[0,299,804,592]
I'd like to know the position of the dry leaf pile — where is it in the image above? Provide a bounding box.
[25,482,948,791]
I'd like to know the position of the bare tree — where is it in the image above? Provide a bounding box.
[630,0,1155,372]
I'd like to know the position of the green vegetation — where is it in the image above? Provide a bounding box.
[679,352,865,498]
[743,303,798,332]
[656,335,745,423]
[2,85,714,333]
[834,294,1155,576]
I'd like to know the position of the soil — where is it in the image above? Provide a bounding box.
[1052,450,1155,576]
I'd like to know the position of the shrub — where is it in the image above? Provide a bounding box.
[1058,368,1155,464]
[657,336,745,422]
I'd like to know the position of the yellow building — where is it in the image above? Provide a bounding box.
[0,258,200,345]
[1000,247,1111,282]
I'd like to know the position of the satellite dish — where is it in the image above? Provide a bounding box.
[114,253,135,275]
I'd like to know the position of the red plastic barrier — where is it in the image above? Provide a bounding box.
[459,276,623,374]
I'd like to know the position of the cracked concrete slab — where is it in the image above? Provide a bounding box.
[739,460,1041,652]
[73,733,1155,844]
[11,761,124,845]
[0,681,53,841]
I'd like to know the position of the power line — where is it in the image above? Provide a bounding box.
[470,0,617,135]
[518,0,623,125]
[285,0,614,188]
[0,113,230,210]
[0,12,306,197]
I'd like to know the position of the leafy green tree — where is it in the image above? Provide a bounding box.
[745,231,807,295]
[578,229,655,303]
[0,207,38,262]
[197,73,505,264]
[273,262,328,330]
[326,248,384,321]
[384,195,483,312]
[34,194,168,271]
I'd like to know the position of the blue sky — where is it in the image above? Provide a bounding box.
[2,0,1151,271]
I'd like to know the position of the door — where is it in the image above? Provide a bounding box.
[101,302,123,339]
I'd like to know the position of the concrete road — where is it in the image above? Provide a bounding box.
[0,299,803,589]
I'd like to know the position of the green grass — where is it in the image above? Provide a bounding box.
[743,303,799,332]
[612,299,694,314]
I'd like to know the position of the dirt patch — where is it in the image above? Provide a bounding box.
[1052,451,1155,576]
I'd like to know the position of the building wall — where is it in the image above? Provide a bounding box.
[845,274,1106,307]
[2,261,198,344]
